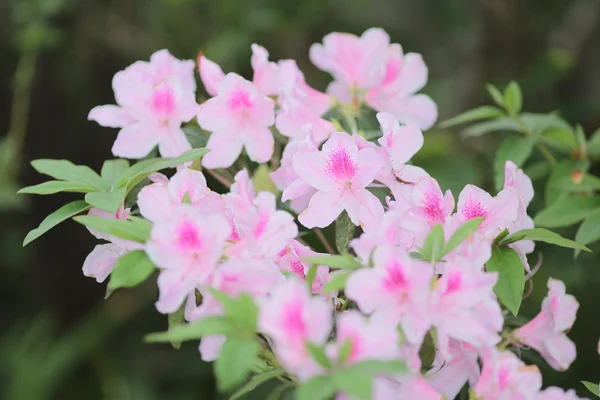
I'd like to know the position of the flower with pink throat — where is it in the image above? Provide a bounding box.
[292,131,385,228]
[145,204,231,313]
[275,240,330,294]
[515,278,579,371]
[89,49,198,158]
[197,73,275,168]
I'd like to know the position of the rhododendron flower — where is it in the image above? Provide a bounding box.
[409,176,455,227]
[138,168,223,222]
[430,263,502,355]
[259,279,332,380]
[456,184,519,241]
[89,50,198,158]
[537,387,589,400]
[275,97,334,143]
[345,247,433,344]
[197,73,275,168]
[146,205,231,313]
[275,240,330,294]
[515,278,578,371]
[426,340,480,400]
[474,349,542,400]
[327,311,400,364]
[376,112,424,174]
[82,243,126,283]
[293,131,385,228]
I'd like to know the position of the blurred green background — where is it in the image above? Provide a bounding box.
[1,0,600,399]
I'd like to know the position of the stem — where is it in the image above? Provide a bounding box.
[512,116,557,166]
[205,168,232,189]
[6,48,38,175]
[315,228,335,254]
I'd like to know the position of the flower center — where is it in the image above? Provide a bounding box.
[176,220,202,251]
[462,200,487,221]
[326,148,357,180]
[228,88,253,111]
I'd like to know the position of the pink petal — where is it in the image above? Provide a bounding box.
[137,183,172,222]
[202,128,244,169]
[155,265,206,314]
[111,122,160,159]
[292,152,335,191]
[198,55,225,96]
[88,105,134,128]
[82,244,125,283]
[298,189,345,228]
[371,94,438,131]
[393,53,429,96]
[157,126,192,157]
[244,126,275,164]
[352,148,385,188]
[199,335,227,362]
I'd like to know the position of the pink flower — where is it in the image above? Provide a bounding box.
[537,387,589,400]
[376,112,424,174]
[145,205,231,313]
[442,216,492,269]
[409,176,454,227]
[197,73,275,168]
[327,311,400,365]
[89,50,198,158]
[473,349,542,400]
[345,247,433,344]
[275,97,334,144]
[426,340,480,400]
[456,184,519,241]
[293,131,385,228]
[430,262,502,355]
[504,160,534,207]
[274,133,319,213]
[137,168,223,223]
[198,54,225,96]
[515,278,579,371]
[258,279,333,380]
[86,205,143,251]
[276,59,331,115]
[365,44,438,130]
[82,244,126,283]
[275,240,330,294]
[310,28,390,91]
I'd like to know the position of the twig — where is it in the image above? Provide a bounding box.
[205,168,232,189]
[315,228,335,254]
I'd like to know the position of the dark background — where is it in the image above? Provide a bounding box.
[1,0,599,398]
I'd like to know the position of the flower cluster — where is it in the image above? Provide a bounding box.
[29,28,589,400]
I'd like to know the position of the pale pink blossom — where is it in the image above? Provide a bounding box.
[146,205,231,313]
[456,185,519,241]
[273,133,319,213]
[426,340,480,400]
[409,176,454,227]
[82,244,126,283]
[376,112,424,173]
[275,240,330,294]
[137,168,223,223]
[515,278,578,371]
[89,50,197,158]
[473,349,542,400]
[293,131,385,228]
[258,279,333,380]
[345,247,433,344]
[198,55,225,96]
[537,387,589,400]
[275,97,334,143]
[197,73,275,168]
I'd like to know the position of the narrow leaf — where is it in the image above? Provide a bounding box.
[439,106,504,128]
[441,217,483,257]
[462,118,521,137]
[84,187,127,213]
[107,250,155,291]
[23,200,90,246]
[18,181,95,195]
[333,370,372,400]
[168,304,186,349]
[504,81,523,115]
[545,159,592,206]
[486,247,525,315]
[335,211,355,253]
[229,369,286,400]
[504,228,591,252]
[534,196,600,228]
[302,255,363,271]
[421,223,444,263]
[145,316,232,343]
[73,216,150,242]
[348,359,407,376]
[575,209,600,248]
[582,381,600,397]
[101,159,130,185]
[31,159,107,191]
[306,343,332,369]
[486,84,505,107]
[215,339,260,392]
[322,271,351,293]
[296,375,336,400]
[305,264,318,292]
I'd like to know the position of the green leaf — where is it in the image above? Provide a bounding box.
[31,159,107,191]
[182,125,210,148]
[441,217,483,257]
[117,148,210,189]
[503,81,523,115]
[534,196,600,228]
[23,200,90,246]
[229,368,286,400]
[337,338,353,364]
[348,359,407,376]
[493,137,535,190]
[208,289,258,333]
[520,112,572,135]
[335,211,355,253]
[503,228,591,252]
[101,159,130,186]
[322,270,351,293]
[73,216,150,242]
[333,369,372,400]
[541,128,578,154]
[84,187,127,213]
[419,332,436,372]
[409,251,426,261]
[168,304,186,349]
[107,250,155,292]
[303,254,363,270]
[306,343,332,369]
[545,159,594,206]
[305,264,318,291]
[296,375,336,400]
[582,381,600,397]
[575,209,600,248]
[439,106,504,129]
[145,316,233,343]
[486,84,505,107]
[421,223,444,263]
[18,180,95,195]
[215,338,260,392]
[589,128,600,160]
[251,164,278,194]
[486,247,525,315]
[496,229,524,246]
[462,118,521,137]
